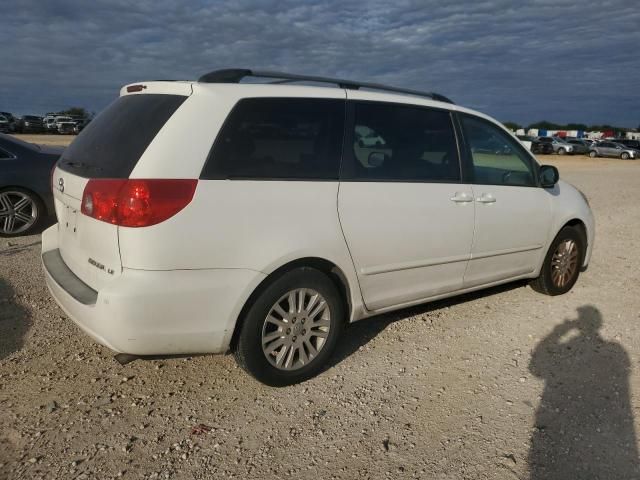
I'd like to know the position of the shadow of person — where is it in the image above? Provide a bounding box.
[0,275,31,361]
[529,306,640,479]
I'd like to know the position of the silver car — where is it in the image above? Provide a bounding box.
[566,139,591,154]
[589,141,638,160]
[537,137,574,155]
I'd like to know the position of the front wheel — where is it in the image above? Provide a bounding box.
[589,150,597,158]
[621,152,630,160]
[557,148,566,155]
[531,226,585,296]
[234,267,345,386]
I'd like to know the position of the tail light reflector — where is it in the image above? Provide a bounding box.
[81,179,197,227]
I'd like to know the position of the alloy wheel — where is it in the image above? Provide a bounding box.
[0,191,38,235]
[550,239,579,288]
[261,288,331,371]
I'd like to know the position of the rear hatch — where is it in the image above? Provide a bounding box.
[52,84,190,291]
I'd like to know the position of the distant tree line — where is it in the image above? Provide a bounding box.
[502,120,637,132]
[54,107,94,119]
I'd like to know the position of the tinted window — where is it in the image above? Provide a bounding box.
[342,102,460,182]
[202,98,344,180]
[461,115,536,187]
[58,94,186,178]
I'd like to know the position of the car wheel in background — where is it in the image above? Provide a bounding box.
[589,151,597,158]
[530,226,585,296]
[621,152,630,160]
[0,188,44,237]
[234,267,345,386]
[557,148,566,155]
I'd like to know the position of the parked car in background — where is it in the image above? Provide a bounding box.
[44,116,58,133]
[0,115,9,133]
[54,116,76,134]
[73,118,90,134]
[566,139,591,154]
[18,115,45,133]
[43,69,594,386]
[0,112,18,132]
[517,135,553,154]
[589,141,638,160]
[0,134,64,236]
[615,139,640,151]
[537,137,574,155]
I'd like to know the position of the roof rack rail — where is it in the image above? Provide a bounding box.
[197,68,454,104]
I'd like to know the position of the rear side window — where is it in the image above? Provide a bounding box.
[201,98,345,180]
[58,94,186,178]
[342,102,461,182]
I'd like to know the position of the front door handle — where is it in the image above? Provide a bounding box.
[450,192,473,203]
[476,193,496,204]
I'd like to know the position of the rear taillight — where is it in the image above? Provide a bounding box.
[81,179,197,227]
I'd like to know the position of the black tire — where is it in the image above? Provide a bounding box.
[621,152,630,160]
[0,187,45,237]
[234,267,345,387]
[530,226,585,296]
[557,148,566,155]
[589,150,597,158]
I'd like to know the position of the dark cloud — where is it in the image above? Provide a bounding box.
[1,0,639,125]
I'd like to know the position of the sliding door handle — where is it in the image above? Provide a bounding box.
[450,192,473,203]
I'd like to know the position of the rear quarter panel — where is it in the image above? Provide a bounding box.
[118,181,363,317]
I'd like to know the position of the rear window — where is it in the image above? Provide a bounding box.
[201,98,345,180]
[58,94,186,178]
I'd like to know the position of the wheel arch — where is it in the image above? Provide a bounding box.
[229,257,353,350]
[560,218,589,266]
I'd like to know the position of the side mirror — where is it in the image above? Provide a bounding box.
[368,151,386,167]
[540,164,559,188]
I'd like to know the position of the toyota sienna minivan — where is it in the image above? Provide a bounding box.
[42,69,594,386]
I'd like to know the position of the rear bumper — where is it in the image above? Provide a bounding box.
[41,225,266,355]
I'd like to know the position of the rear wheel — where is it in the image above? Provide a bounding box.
[0,188,44,237]
[234,267,345,386]
[621,152,630,160]
[531,226,585,296]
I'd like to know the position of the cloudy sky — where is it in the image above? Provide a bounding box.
[1,0,639,126]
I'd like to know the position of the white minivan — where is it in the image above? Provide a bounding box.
[43,69,594,386]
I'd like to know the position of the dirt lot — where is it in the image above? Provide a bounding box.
[1,136,639,479]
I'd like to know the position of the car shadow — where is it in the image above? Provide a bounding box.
[0,275,31,361]
[528,305,639,478]
[328,280,528,369]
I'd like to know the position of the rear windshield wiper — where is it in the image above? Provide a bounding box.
[60,160,103,172]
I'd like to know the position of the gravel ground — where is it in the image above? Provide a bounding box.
[1,146,639,479]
